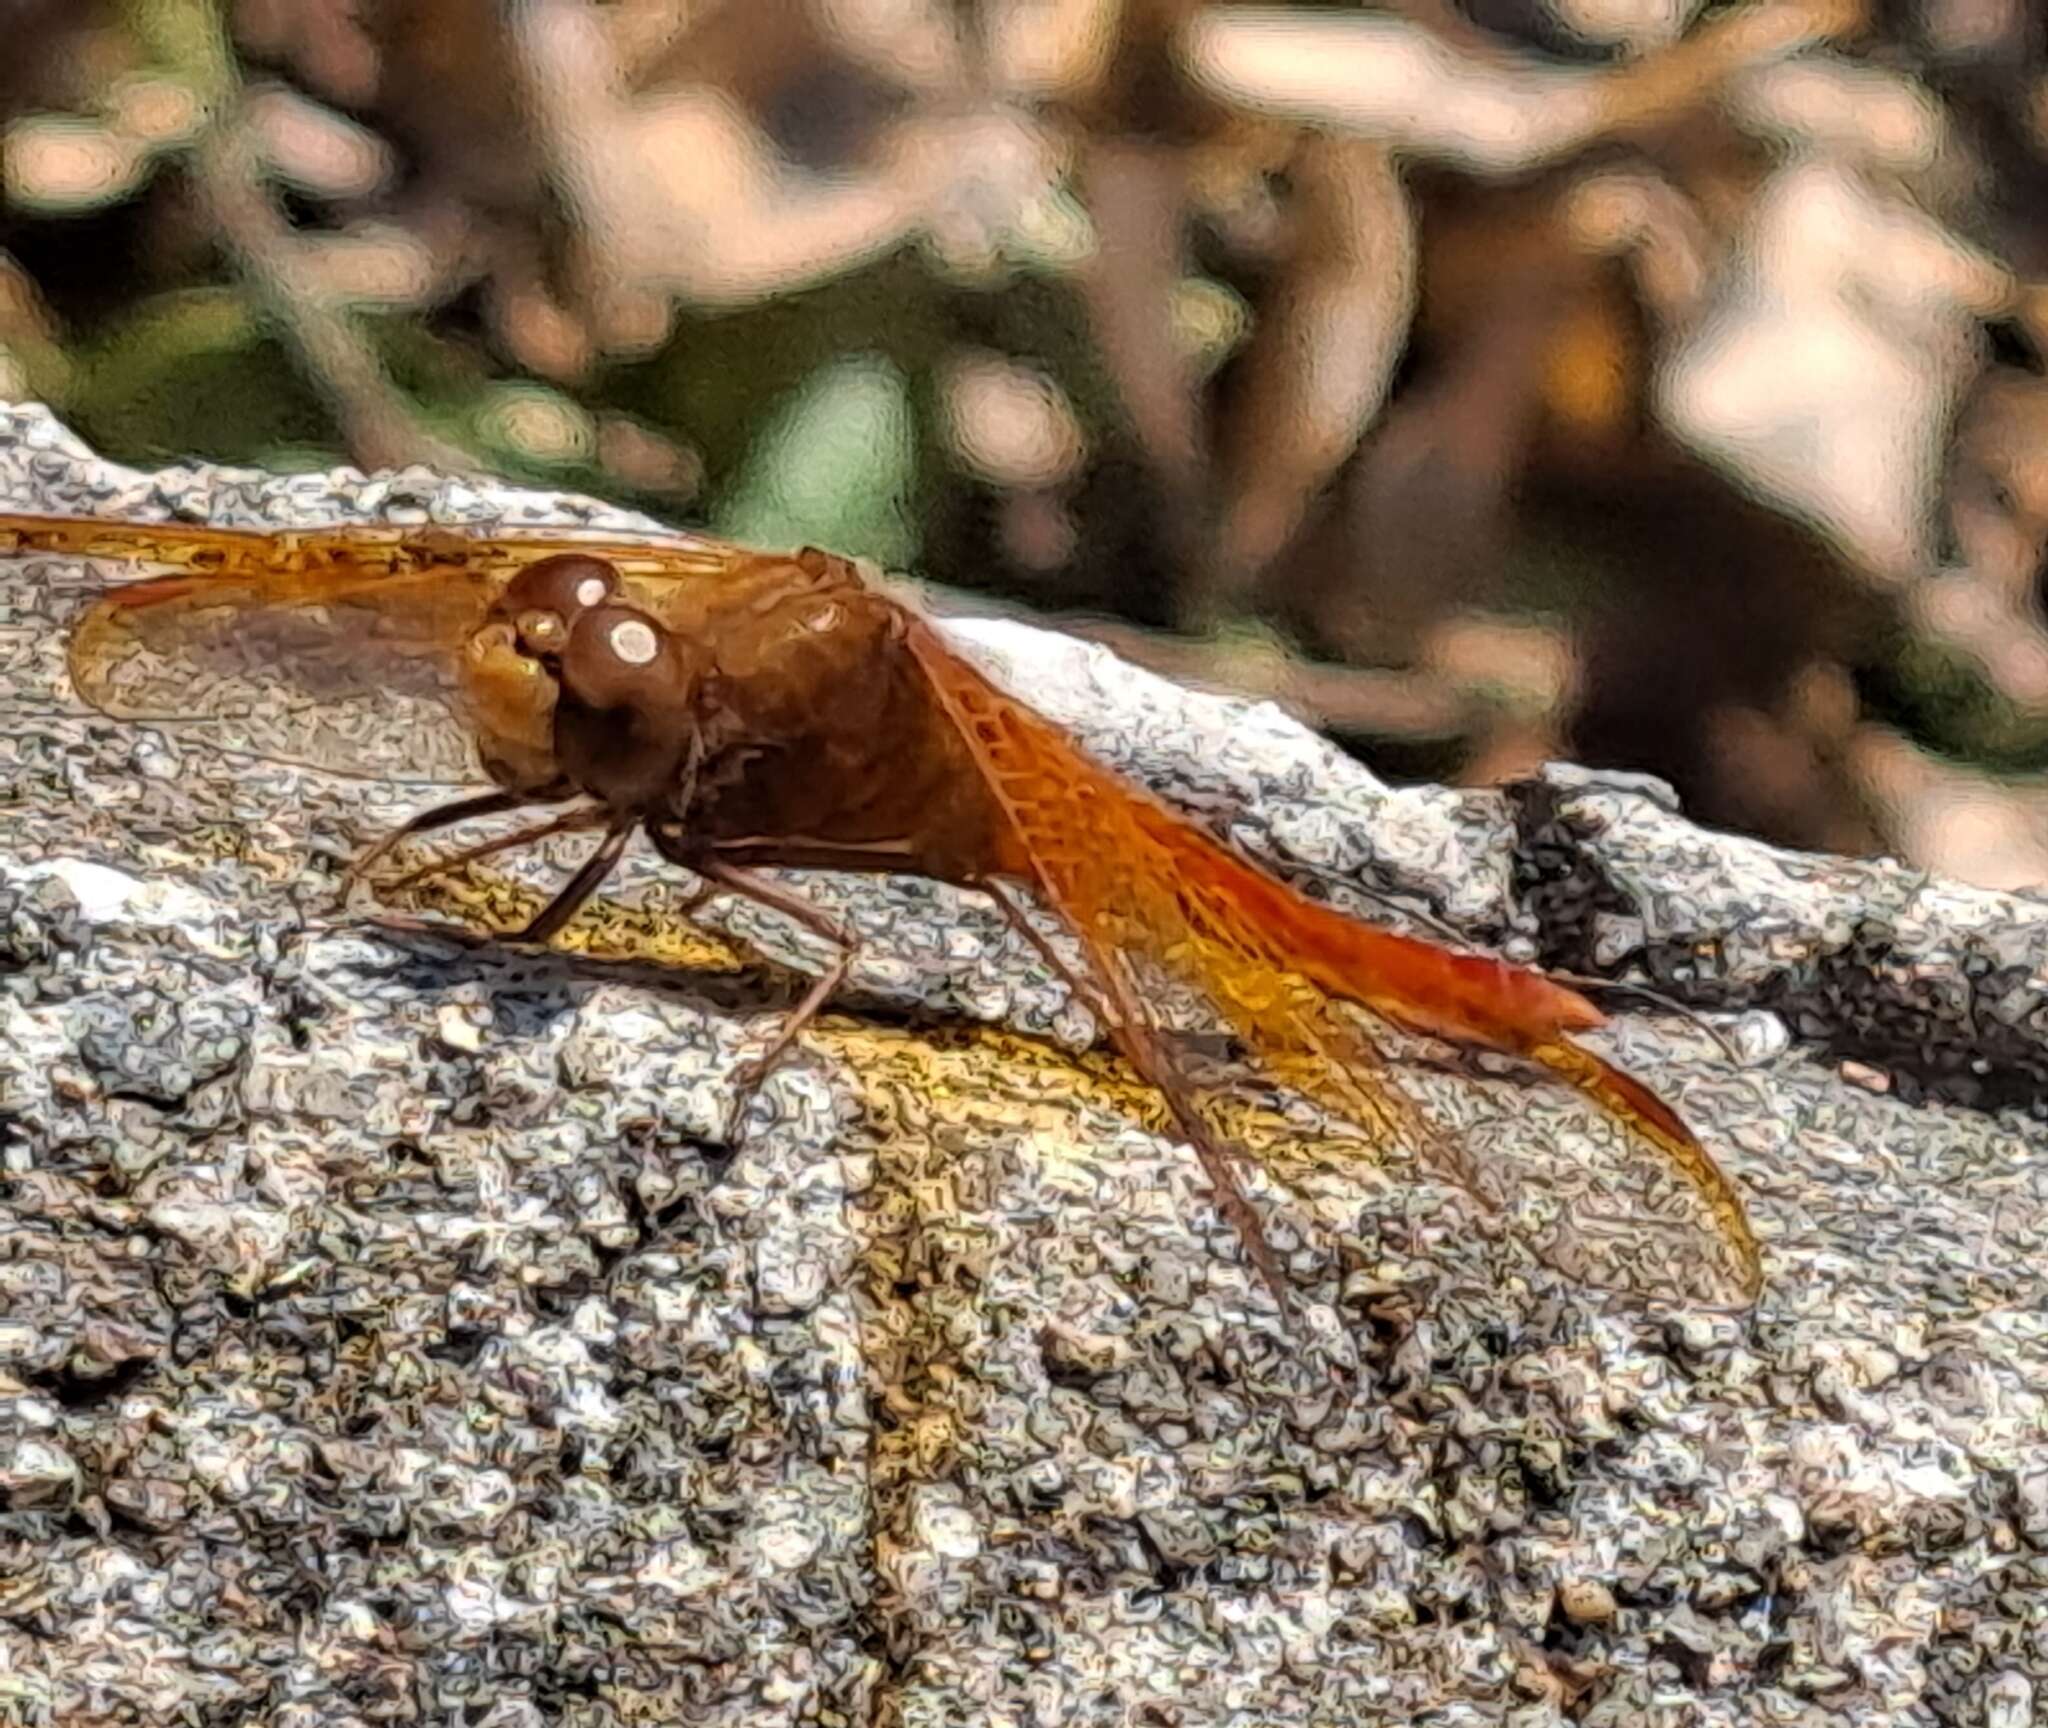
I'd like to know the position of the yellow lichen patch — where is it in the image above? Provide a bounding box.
[800,1020,1383,1495]
[380,865,753,973]
[797,1020,1158,1494]
[350,865,1399,1492]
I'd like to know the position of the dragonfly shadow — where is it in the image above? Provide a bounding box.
[305,908,883,1027]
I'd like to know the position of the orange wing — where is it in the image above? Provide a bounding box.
[903,616,1763,1307]
[1,510,747,783]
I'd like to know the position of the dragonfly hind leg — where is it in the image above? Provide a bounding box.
[988,880,1291,1309]
[986,880,1120,1036]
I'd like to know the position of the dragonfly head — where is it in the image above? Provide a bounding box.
[462,552,710,808]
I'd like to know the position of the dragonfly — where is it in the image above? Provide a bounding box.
[0,506,1763,1308]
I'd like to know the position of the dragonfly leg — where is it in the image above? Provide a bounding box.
[985,880,1123,1032]
[345,788,548,896]
[676,857,856,1142]
[991,881,1288,1300]
[1081,941,1293,1312]
[379,805,609,899]
[512,818,637,944]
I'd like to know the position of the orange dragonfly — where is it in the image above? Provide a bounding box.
[1,507,1762,1309]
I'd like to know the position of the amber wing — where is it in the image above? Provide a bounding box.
[2,511,743,783]
[902,615,1762,1307]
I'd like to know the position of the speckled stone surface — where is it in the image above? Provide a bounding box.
[3,402,2047,1727]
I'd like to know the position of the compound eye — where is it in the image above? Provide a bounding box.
[501,554,619,627]
[560,602,690,711]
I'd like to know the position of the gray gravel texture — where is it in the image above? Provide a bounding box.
[2,401,2046,1726]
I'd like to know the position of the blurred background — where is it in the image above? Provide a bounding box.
[6,0,2048,889]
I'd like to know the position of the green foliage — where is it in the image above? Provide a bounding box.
[1869,631,2048,773]
[68,289,333,463]
[710,354,920,569]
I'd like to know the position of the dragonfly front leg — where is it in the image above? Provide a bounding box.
[344,788,547,898]
[377,806,610,901]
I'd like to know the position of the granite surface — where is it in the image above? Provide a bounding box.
[2,402,2046,1726]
